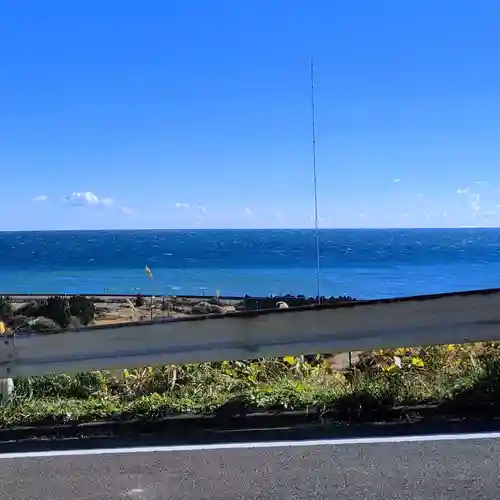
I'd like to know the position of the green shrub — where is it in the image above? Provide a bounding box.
[69,295,96,326]
[0,296,12,319]
[42,296,71,329]
[135,294,144,307]
[28,317,59,332]
[15,300,45,317]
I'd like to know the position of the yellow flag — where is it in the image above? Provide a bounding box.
[145,265,153,279]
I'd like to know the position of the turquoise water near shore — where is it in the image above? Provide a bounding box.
[1,228,500,299]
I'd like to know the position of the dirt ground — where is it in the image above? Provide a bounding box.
[10,295,242,327]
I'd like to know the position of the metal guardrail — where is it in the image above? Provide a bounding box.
[1,286,500,381]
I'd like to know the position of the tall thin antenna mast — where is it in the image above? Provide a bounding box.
[310,59,321,303]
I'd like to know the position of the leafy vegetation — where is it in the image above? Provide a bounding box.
[135,293,145,308]
[0,293,497,429]
[1,295,96,332]
[0,296,13,319]
[69,295,96,326]
[1,342,500,427]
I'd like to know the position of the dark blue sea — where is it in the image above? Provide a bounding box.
[1,228,500,299]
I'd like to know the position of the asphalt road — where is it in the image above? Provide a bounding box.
[1,435,500,499]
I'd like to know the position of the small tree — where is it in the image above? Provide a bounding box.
[0,296,12,319]
[43,296,71,329]
[69,295,96,326]
[135,294,145,308]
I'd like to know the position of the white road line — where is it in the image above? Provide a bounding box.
[1,431,500,460]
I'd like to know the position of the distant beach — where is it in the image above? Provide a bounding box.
[0,228,499,299]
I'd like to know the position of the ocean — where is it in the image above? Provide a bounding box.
[1,228,500,300]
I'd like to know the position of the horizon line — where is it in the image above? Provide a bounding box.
[0,226,498,233]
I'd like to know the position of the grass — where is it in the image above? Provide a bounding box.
[2,342,500,429]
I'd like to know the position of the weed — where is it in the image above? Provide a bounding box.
[1,343,500,428]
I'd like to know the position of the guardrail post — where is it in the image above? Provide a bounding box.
[111,369,126,382]
[0,378,13,405]
[0,333,15,405]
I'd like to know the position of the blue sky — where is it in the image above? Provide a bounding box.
[3,1,500,230]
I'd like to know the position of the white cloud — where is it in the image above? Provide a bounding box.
[197,205,207,213]
[62,191,135,216]
[359,213,366,219]
[469,193,481,212]
[456,187,482,213]
[32,195,48,202]
[244,207,253,216]
[392,178,401,184]
[64,191,114,207]
[119,206,134,215]
[475,180,489,185]
[175,202,190,209]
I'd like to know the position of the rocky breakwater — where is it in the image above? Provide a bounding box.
[162,296,237,316]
